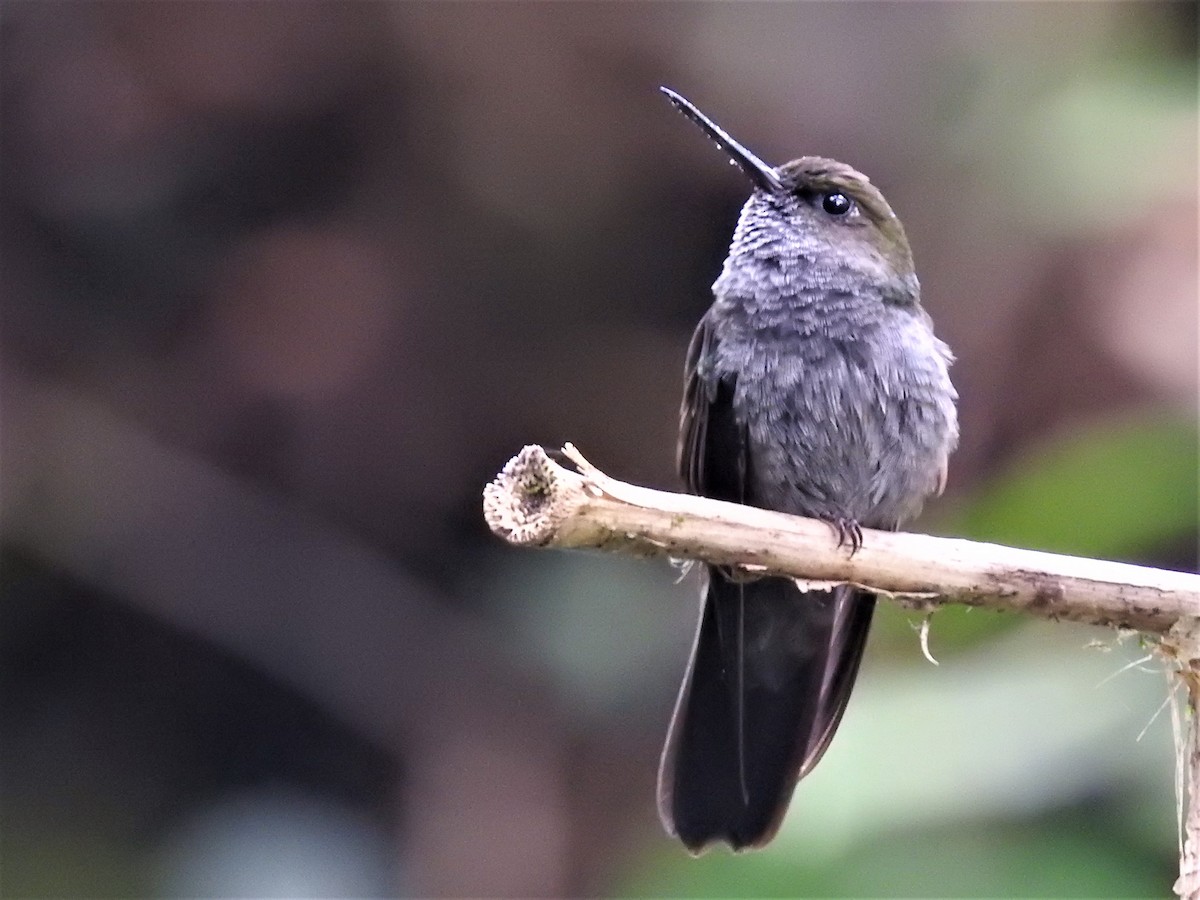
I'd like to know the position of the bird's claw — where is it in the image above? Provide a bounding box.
[829,517,863,556]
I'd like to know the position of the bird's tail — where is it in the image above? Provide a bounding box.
[657,566,875,852]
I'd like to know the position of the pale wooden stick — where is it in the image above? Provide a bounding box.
[1170,620,1200,900]
[484,444,1199,635]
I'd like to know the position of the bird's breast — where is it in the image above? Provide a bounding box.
[710,307,955,525]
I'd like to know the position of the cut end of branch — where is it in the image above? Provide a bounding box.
[483,445,579,546]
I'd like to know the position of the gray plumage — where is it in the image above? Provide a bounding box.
[658,90,958,853]
[699,158,956,527]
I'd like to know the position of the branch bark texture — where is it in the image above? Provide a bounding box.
[484,444,1199,636]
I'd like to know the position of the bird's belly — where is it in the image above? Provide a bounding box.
[735,348,946,528]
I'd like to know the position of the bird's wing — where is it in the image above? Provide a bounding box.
[677,315,745,502]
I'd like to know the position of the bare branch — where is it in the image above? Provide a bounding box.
[1168,620,1200,900]
[484,444,1200,637]
[484,444,1200,895]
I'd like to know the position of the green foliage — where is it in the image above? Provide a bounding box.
[623,813,1169,898]
[953,415,1198,559]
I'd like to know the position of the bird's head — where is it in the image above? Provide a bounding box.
[661,87,917,300]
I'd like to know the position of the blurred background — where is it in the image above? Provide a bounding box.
[1,2,1196,897]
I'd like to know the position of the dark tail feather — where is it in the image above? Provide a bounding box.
[658,567,875,853]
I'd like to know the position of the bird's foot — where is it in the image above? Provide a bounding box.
[828,517,863,556]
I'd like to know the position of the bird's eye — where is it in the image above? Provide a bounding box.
[822,192,853,216]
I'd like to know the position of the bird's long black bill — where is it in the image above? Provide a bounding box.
[658,568,875,852]
[660,86,784,193]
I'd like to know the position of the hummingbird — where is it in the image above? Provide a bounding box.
[657,87,959,853]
